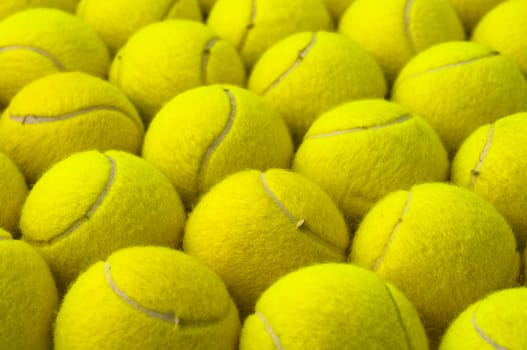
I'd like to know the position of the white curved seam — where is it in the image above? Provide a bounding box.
[201,38,219,84]
[10,105,131,125]
[238,0,257,50]
[306,114,412,139]
[256,312,283,350]
[260,172,304,228]
[385,284,413,350]
[0,45,65,71]
[470,124,495,189]
[404,0,415,52]
[373,191,412,271]
[471,307,508,350]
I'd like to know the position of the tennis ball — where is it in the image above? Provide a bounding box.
[293,99,448,228]
[0,152,27,234]
[77,0,202,54]
[0,228,58,350]
[143,85,293,209]
[55,246,240,350]
[184,169,350,316]
[110,20,246,125]
[322,0,354,19]
[449,0,505,32]
[0,72,144,184]
[0,0,77,19]
[472,0,527,76]
[440,288,527,349]
[452,113,527,250]
[0,8,110,108]
[241,263,428,350]
[20,150,186,292]
[391,41,527,154]
[350,183,519,340]
[249,31,387,142]
[207,0,333,68]
[339,0,464,83]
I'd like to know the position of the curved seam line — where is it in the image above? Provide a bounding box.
[201,38,219,84]
[404,0,415,52]
[262,33,317,95]
[306,114,412,139]
[256,312,283,350]
[238,0,257,51]
[373,191,412,271]
[24,155,116,246]
[0,45,65,71]
[196,89,236,193]
[162,0,182,19]
[470,124,495,189]
[385,284,413,350]
[472,306,508,350]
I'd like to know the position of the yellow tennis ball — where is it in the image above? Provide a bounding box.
[451,113,527,250]
[350,183,519,340]
[142,85,293,209]
[110,20,246,125]
[440,288,527,349]
[207,0,333,68]
[0,152,27,234]
[249,31,387,142]
[0,0,77,19]
[293,99,448,227]
[391,41,527,154]
[20,150,186,292]
[54,246,240,350]
[184,169,350,317]
[0,8,110,108]
[77,0,202,54]
[339,0,464,83]
[241,263,428,350]
[322,0,355,19]
[448,0,505,32]
[0,72,144,184]
[472,0,527,76]
[0,228,58,350]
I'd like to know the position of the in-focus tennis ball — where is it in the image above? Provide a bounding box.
[20,150,186,292]
[392,41,527,154]
[339,0,464,83]
[143,85,293,209]
[293,99,448,227]
[207,0,333,68]
[241,263,429,350]
[0,228,58,350]
[0,8,110,108]
[350,183,519,340]
[0,0,78,19]
[449,0,505,32]
[440,288,527,349]
[249,31,387,142]
[110,20,246,125]
[184,169,350,317]
[77,0,202,54]
[55,246,240,350]
[472,0,527,76]
[452,113,527,250]
[0,152,27,234]
[322,0,355,19]
[0,72,144,184]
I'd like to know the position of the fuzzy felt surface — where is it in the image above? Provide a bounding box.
[0,72,144,184]
[391,41,527,154]
[0,8,110,107]
[339,0,464,83]
[440,288,527,349]
[293,99,448,228]
[110,20,246,124]
[20,150,186,293]
[350,183,519,340]
[0,152,27,234]
[55,247,240,350]
[448,0,505,32]
[0,229,58,350]
[240,263,429,350]
[472,0,527,76]
[143,85,293,209]
[0,0,77,20]
[183,169,349,317]
[249,31,387,143]
[207,0,333,68]
[77,0,202,54]
[452,113,527,250]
